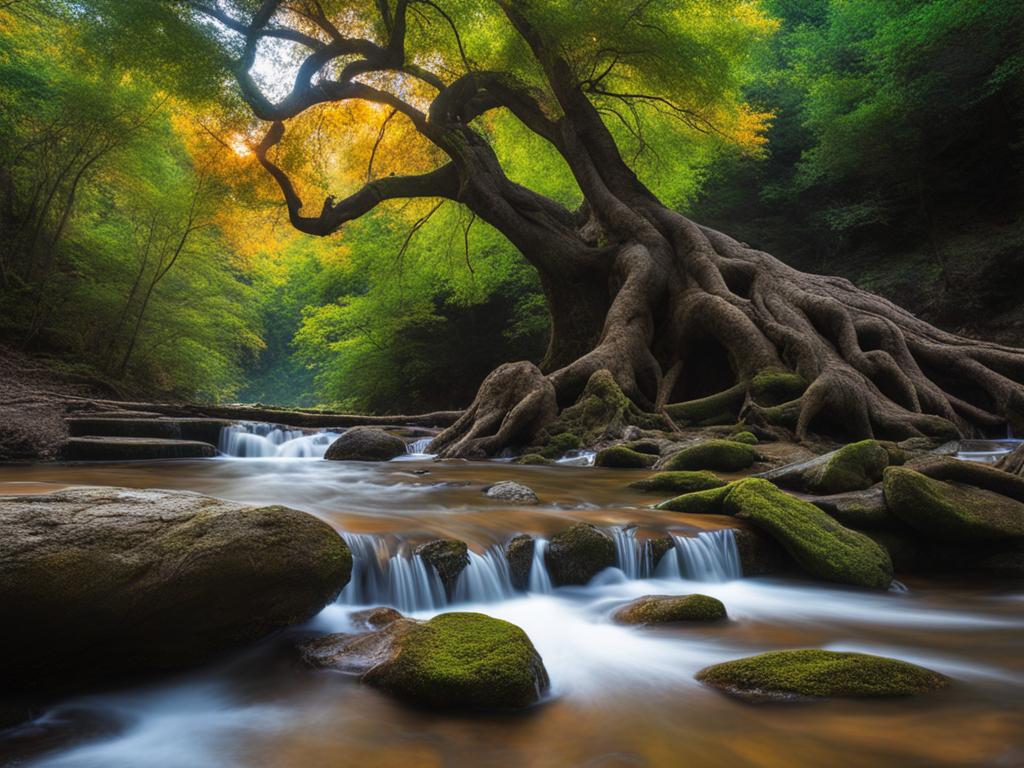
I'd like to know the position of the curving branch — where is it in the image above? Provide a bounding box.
[254,121,459,236]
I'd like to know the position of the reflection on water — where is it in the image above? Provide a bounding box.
[1,457,1022,768]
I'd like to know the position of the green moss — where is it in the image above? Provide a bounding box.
[723,478,894,588]
[664,383,746,426]
[515,453,555,466]
[662,439,758,472]
[629,470,726,494]
[545,522,616,585]
[697,650,948,700]
[655,483,734,513]
[364,612,549,709]
[546,370,666,447]
[729,431,759,445]
[759,400,801,429]
[539,431,582,459]
[883,467,1024,542]
[808,439,891,494]
[751,369,807,406]
[613,594,727,625]
[595,445,658,468]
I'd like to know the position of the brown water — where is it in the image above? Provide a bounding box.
[1,456,1022,768]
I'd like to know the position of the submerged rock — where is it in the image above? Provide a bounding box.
[0,488,351,698]
[324,426,406,461]
[723,478,894,589]
[545,522,616,586]
[506,534,535,590]
[302,612,549,710]
[629,470,726,494]
[613,594,727,625]
[414,539,470,597]
[595,444,658,468]
[883,467,1024,543]
[484,480,539,504]
[697,650,948,702]
[661,439,757,472]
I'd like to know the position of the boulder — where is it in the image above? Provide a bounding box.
[629,470,726,495]
[595,445,658,468]
[506,535,535,590]
[415,539,470,597]
[728,431,759,445]
[301,612,549,709]
[809,486,895,529]
[545,522,616,586]
[697,650,948,702]
[324,426,406,461]
[723,478,894,589]
[613,594,727,625]
[515,453,555,465]
[757,439,892,494]
[0,487,352,699]
[484,480,539,504]
[660,439,757,472]
[883,467,1024,543]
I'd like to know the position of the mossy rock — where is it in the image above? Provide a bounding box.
[662,439,758,472]
[538,431,582,459]
[645,535,674,569]
[912,456,1024,503]
[547,370,666,446]
[506,534,534,591]
[664,383,746,426]
[883,467,1024,543]
[415,539,470,598]
[697,650,948,702]
[807,439,891,494]
[515,453,555,466]
[325,426,406,461]
[595,445,658,468]
[750,369,806,406]
[613,594,727,625]
[629,470,726,494]
[655,483,734,514]
[723,478,894,589]
[307,612,550,710]
[545,522,616,586]
[729,431,759,446]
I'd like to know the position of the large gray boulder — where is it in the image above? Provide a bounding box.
[0,487,351,700]
[324,426,407,461]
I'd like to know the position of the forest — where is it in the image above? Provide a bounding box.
[3,0,1020,414]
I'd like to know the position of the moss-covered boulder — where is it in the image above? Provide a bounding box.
[0,488,352,699]
[883,467,1024,543]
[546,370,667,446]
[595,445,658,468]
[536,431,582,459]
[545,522,616,585]
[303,612,550,710]
[729,431,759,446]
[808,440,891,494]
[415,539,470,598]
[613,594,727,625]
[723,478,894,589]
[629,470,726,494]
[697,650,948,702]
[661,440,758,472]
[750,369,807,406]
[515,453,555,466]
[325,426,406,461]
[506,534,535,591]
[655,484,734,514]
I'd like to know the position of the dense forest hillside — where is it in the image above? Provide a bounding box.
[1,0,1021,413]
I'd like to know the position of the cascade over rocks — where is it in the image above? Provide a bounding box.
[300,612,549,710]
[0,488,351,703]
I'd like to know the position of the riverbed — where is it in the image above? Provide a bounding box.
[1,443,1022,767]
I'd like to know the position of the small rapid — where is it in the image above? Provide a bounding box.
[218,422,341,458]
[340,528,742,611]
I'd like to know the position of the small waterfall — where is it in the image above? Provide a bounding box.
[611,527,668,579]
[218,423,340,458]
[453,546,515,603]
[340,534,446,612]
[406,437,434,455]
[556,450,596,466]
[654,530,742,582]
[528,538,553,594]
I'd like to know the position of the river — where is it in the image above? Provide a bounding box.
[0,429,1022,767]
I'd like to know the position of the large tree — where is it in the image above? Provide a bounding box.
[107,0,1024,455]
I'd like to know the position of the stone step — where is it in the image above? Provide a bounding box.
[64,437,217,461]
[65,417,233,445]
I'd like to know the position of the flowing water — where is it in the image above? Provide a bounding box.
[0,433,1022,767]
